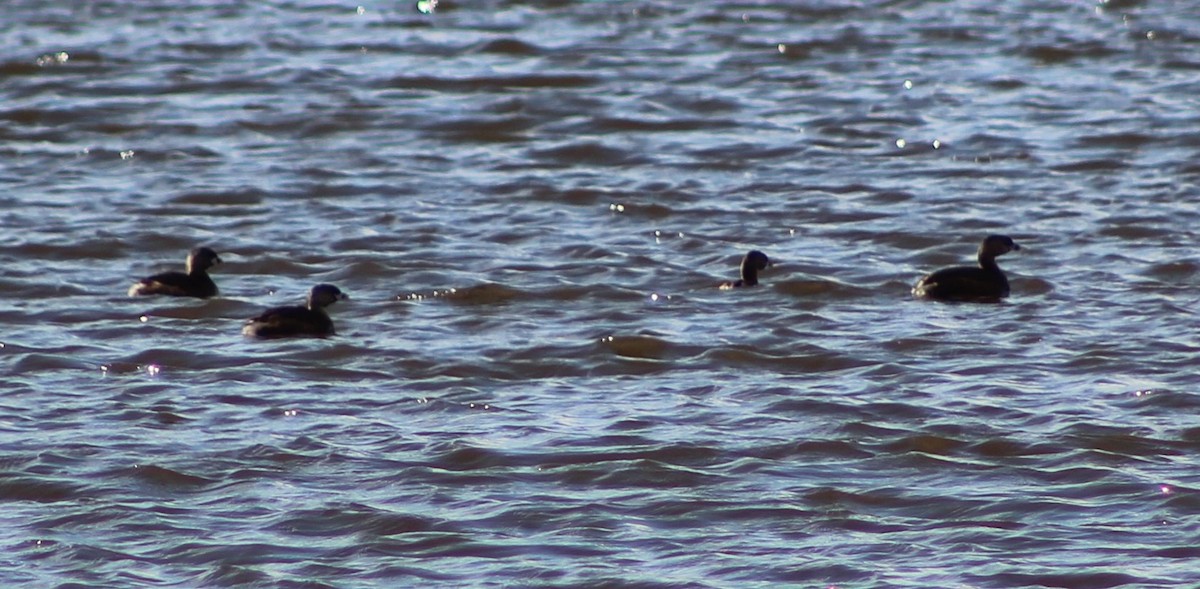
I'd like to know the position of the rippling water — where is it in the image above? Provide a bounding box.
[4,1,1200,586]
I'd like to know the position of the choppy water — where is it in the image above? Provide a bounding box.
[3,1,1200,587]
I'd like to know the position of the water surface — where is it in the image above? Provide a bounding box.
[3,1,1200,587]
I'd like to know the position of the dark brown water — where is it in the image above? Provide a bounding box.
[3,1,1200,587]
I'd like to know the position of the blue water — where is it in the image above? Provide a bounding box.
[3,1,1200,587]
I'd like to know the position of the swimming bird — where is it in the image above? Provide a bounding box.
[242,284,346,339]
[720,250,771,289]
[912,235,1020,301]
[128,247,222,298]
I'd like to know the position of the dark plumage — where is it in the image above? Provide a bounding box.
[720,250,771,290]
[128,247,222,298]
[912,235,1021,301]
[242,284,346,339]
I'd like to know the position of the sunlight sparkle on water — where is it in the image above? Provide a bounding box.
[139,315,149,323]
[35,52,68,66]
[609,203,625,213]
[417,0,438,14]
[653,230,684,243]
[1160,485,1173,495]
[145,364,161,377]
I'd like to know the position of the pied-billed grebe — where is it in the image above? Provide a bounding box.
[128,247,222,298]
[912,235,1020,301]
[242,284,347,339]
[720,250,771,290]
